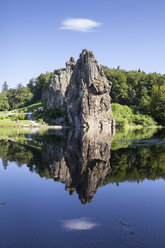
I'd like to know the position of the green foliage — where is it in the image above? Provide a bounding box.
[103,66,165,125]
[0,71,50,111]
[7,88,16,110]
[14,99,47,113]
[103,67,129,104]
[14,84,33,108]
[2,81,9,92]
[0,91,10,110]
[10,113,27,121]
[33,107,67,125]
[112,103,157,127]
[0,84,33,111]
[0,99,47,127]
[150,85,165,125]
[27,72,53,102]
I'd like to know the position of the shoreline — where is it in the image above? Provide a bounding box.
[0,124,164,129]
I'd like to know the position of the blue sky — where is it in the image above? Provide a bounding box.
[1,0,165,88]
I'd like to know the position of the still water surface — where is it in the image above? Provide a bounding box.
[0,128,165,248]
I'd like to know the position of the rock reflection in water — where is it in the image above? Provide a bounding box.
[1,128,165,205]
[42,128,114,204]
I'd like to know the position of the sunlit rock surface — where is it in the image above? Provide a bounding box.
[47,49,115,131]
[66,49,115,131]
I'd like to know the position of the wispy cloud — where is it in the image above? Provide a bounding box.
[61,218,99,231]
[60,18,102,32]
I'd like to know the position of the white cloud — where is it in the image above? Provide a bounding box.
[61,218,99,231]
[60,18,102,32]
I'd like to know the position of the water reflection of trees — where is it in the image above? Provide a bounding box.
[0,128,165,204]
[104,146,165,185]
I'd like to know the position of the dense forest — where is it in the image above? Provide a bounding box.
[103,67,165,125]
[0,72,53,111]
[0,67,165,125]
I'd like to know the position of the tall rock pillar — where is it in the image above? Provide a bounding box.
[66,49,115,131]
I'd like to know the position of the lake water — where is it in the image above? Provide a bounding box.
[0,127,165,248]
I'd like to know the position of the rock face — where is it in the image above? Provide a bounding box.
[47,49,115,131]
[47,57,76,109]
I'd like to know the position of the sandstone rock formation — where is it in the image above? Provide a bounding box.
[66,49,115,131]
[47,49,115,131]
[47,57,76,109]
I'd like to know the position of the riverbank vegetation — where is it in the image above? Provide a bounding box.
[32,107,67,125]
[103,67,165,126]
[0,67,165,127]
[111,103,157,127]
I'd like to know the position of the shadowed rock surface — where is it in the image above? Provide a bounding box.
[47,57,76,109]
[47,49,115,131]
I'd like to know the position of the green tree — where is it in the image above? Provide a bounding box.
[6,85,33,110]
[2,81,8,92]
[7,88,16,109]
[0,91,10,110]
[103,66,165,124]
[27,72,53,102]
[14,84,33,108]
[150,85,165,124]
[103,67,128,104]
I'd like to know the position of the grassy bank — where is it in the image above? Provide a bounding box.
[12,99,47,113]
[0,119,32,127]
[0,118,32,127]
[0,100,159,128]
[0,100,47,127]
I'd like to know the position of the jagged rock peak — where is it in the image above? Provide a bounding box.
[47,49,115,132]
[66,57,76,70]
[66,49,115,131]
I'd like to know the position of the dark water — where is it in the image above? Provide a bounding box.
[0,127,165,248]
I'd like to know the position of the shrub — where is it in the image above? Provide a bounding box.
[10,113,28,121]
[112,103,157,127]
[33,107,67,124]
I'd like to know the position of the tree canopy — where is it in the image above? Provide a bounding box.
[103,66,165,125]
[2,81,9,92]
